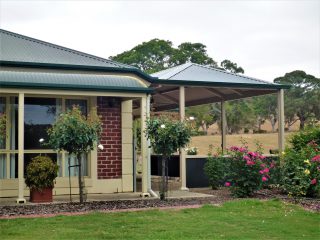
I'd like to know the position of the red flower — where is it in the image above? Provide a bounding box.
[246,160,255,166]
[225,182,231,187]
[263,168,270,173]
[311,179,317,185]
[262,176,268,182]
[311,155,320,162]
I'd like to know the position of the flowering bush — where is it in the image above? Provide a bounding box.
[281,140,320,198]
[186,147,198,155]
[226,146,275,197]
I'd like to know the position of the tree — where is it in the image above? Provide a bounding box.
[220,59,244,74]
[274,71,320,130]
[47,107,102,203]
[186,104,215,135]
[252,94,278,132]
[145,117,191,200]
[110,39,217,73]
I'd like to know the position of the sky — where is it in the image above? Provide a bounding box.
[0,0,319,82]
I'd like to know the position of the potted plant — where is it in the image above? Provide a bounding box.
[25,155,59,203]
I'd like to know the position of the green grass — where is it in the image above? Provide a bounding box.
[0,199,319,240]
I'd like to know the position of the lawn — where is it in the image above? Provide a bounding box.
[190,132,294,155]
[1,199,319,240]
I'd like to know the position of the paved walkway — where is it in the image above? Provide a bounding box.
[0,190,213,206]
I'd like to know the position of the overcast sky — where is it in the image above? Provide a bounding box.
[0,0,319,82]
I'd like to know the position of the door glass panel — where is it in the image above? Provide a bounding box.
[0,97,5,149]
[24,98,61,149]
[0,154,6,179]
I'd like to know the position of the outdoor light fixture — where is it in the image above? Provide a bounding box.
[189,116,195,121]
[39,138,44,143]
[98,144,104,150]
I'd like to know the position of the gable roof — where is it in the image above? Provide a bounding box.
[0,28,134,69]
[152,62,289,89]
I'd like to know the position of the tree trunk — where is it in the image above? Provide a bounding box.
[160,155,167,200]
[77,153,84,203]
[300,117,305,130]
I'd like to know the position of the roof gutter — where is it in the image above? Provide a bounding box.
[152,79,291,90]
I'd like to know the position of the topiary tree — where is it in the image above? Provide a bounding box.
[145,117,191,200]
[47,106,102,203]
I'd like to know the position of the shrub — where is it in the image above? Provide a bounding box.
[204,155,229,189]
[226,147,274,197]
[281,141,320,198]
[186,147,198,155]
[25,155,59,191]
[289,125,320,151]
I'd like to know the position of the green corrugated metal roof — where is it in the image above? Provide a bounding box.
[0,29,135,69]
[0,70,152,93]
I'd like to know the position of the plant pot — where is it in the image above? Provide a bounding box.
[30,187,53,203]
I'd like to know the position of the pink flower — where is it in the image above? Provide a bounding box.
[259,155,266,160]
[246,160,255,166]
[270,162,275,168]
[260,163,266,168]
[262,176,268,182]
[263,168,270,173]
[311,179,317,185]
[229,146,239,151]
[248,152,257,158]
[225,182,231,187]
[243,155,251,161]
[259,170,264,175]
[238,147,247,153]
[311,155,320,162]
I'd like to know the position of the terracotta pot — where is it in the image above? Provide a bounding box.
[30,187,53,203]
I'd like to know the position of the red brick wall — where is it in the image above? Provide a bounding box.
[97,97,122,179]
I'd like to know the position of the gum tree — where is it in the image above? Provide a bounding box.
[47,106,102,203]
[145,117,191,200]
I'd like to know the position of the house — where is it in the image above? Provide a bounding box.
[0,29,289,202]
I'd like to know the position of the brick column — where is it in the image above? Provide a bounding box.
[97,97,122,179]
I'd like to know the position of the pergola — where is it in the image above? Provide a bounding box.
[146,63,290,190]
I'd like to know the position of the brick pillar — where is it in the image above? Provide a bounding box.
[97,97,122,179]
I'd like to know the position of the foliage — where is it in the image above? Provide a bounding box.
[110,39,217,74]
[47,106,102,203]
[274,70,320,130]
[185,147,198,155]
[281,135,320,198]
[48,106,102,155]
[220,59,244,74]
[25,155,59,191]
[145,117,191,157]
[225,146,275,197]
[186,104,214,135]
[0,113,6,145]
[145,117,191,199]
[289,125,320,151]
[204,155,230,189]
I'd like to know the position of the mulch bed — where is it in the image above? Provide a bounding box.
[0,196,228,219]
[0,188,319,219]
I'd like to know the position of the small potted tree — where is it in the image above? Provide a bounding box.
[145,117,191,200]
[25,155,59,203]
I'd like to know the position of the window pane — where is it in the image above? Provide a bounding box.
[24,97,61,149]
[0,154,6,179]
[66,99,87,116]
[10,154,18,179]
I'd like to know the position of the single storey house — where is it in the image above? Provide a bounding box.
[0,29,289,202]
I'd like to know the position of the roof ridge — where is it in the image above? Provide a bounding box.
[191,62,274,85]
[0,28,134,69]
[168,62,193,79]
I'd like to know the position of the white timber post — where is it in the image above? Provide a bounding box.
[140,96,150,197]
[17,93,26,203]
[278,89,285,153]
[221,101,227,154]
[179,86,188,191]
